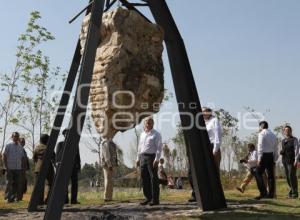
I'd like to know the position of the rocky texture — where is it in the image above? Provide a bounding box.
[0,202,202,220]
[80,8,164,138]
[0,200,270,220]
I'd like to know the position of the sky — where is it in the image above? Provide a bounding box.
[1,0,300,166]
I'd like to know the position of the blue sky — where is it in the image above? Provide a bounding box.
[1,0,300,165]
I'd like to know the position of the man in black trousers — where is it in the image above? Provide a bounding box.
[280,125,299,198]
[136,117,163,206]
[56,129,81,204]
[254,121,278,200]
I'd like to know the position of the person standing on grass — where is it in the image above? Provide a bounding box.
[176,177,183,190]
[188,107,222,202]
[254,121,278,200]
[2,132,25,203]
[136,117,162,206]
[56,129,81,204]
[19,137,29,200]
[236,143,258,193]
[100,138,118,202]
[33,134,55,205]
[158,158,168,186]
[280,125,299,199]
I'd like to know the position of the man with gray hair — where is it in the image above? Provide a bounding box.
[2,132,25,203]
[136,117,162,206]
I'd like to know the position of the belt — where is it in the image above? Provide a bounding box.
[142,153,155,156]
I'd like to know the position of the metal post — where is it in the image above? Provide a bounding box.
[147,0,227,211]
[43,0,105,219]
[28,40,82,212]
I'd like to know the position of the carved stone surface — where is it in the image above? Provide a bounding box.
[80,8,164,138]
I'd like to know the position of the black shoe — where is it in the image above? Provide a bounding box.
[236,187,244,193]
[6,199,14,203]
[104,199,112,202]
[291,195,298,199]
[71,201,81,204]
[149,202,159,206]
[188,198,196,202]
[140,200,150,206]
[254,195,266,200]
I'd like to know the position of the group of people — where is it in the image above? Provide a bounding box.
[237,124,299,199]
[135,110,300,205]
[0,130,81,204]
[0,132,29,202]
[1,108,299,206]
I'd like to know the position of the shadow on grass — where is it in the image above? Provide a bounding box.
[198,199,300,220]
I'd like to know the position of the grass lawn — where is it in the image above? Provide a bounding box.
[0,179,300,219]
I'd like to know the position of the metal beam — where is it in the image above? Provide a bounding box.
[28,0,95,212]
[27,39,82,212]
[147,0,227,211]
[43,0,105,219]
[104,0,117,12]
[69,1,94,24]
[119,0,151,23]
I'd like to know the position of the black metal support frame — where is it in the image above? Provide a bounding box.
[147,0,227,211]
[28,0,227,219]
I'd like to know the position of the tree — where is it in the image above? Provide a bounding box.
[215,108,239,171]
[85,115,103,164]
[0,12,47,153]
[162,143,172,173]
[0,11,64,153]
[16,11,64,152]
[171,148,177,176]
[172,123,188,176]
[79,163,97,180]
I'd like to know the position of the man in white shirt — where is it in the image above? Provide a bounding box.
[136,117,162,206]
[188,107,222,202]
[254,121,278,200]
[236,143,258,193]
[203,107,222,170]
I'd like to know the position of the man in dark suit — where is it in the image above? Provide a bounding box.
[56,129,81,204]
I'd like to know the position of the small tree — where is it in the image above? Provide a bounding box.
[163,143,172,173]
[15,11,64,152]
[215,108,239,172]
[0,12,49,152]
[172,123,188,176]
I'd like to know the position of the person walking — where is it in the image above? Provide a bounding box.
[33,134,55,205]
[136,117,162,206]
[236,143,258,193]
[56,129,81,204]
[100,138,118,202]
[254,121,278,200]
[2,132,25,203]
[280,125,299,198]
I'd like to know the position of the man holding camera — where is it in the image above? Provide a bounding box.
[236,143,258,193]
